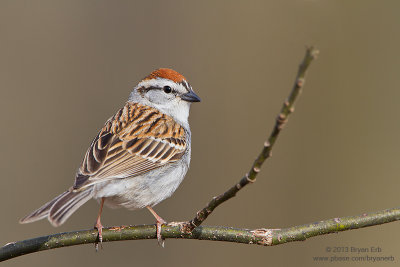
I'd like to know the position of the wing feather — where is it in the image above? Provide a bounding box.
[73,102,187,190]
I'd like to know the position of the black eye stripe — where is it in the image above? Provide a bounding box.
[139,86,164,92]
[138,85,178,94]
[147,86,162,90]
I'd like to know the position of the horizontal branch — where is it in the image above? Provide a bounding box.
[2,207,400,262]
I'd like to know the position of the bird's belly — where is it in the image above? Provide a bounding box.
[92,162,187,210]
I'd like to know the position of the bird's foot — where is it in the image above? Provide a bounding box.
[146,206,167,247]
[156,217,167,247]
[94,220,104,251]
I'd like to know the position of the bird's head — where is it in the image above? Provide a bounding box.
[129,68,200,127]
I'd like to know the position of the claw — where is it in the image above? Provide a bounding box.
[156,218,167,247]
[94,198,105,251]
[94,221,104,251]
[147,206,167,247]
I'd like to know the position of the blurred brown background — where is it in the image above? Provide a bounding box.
[1,1,400,266]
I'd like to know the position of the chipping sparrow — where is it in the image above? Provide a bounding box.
[20,68,201,245]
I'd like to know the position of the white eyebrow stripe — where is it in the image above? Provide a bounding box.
[136,78,188,94]
[137,78,176,89]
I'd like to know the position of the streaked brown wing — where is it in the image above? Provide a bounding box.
[73,102,187,190]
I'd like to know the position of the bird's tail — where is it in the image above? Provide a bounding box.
[19,188,93,227]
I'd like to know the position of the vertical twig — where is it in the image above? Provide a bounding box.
[187,47,319,230]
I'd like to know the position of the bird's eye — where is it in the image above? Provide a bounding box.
[163,86,172,94]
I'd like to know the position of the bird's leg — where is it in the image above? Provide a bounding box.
[146,206,167,247]
[94,198,105,251]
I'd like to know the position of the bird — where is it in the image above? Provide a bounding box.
[19,68,201,246]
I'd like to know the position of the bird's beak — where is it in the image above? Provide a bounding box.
[181,90,201,102]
